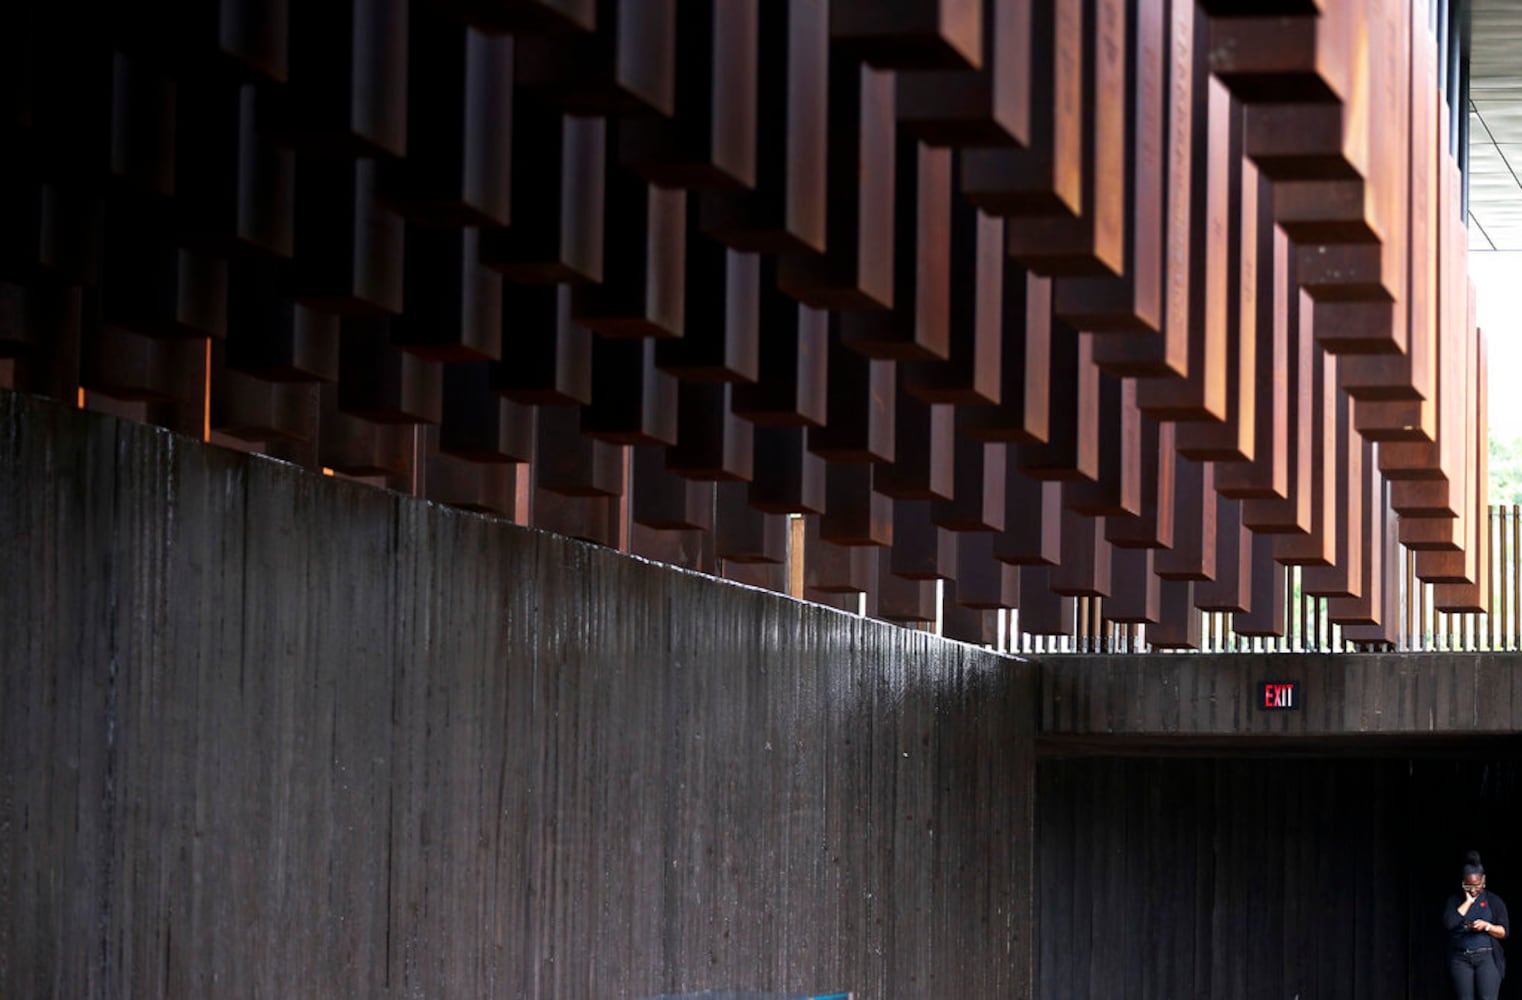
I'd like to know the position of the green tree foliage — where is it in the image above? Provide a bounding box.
[1491,433,1522,507]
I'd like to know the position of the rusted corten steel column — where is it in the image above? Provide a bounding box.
[0,0,1485,648]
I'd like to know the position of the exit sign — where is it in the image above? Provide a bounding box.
[1257,681,1299,711]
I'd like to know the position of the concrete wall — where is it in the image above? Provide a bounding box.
[1041,653,1522,745]
[0,392,1037,999]
[1036,655,1522,1000]
[1036,755,1522,1000]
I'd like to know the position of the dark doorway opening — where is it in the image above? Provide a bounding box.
[1035,748,1522,1000]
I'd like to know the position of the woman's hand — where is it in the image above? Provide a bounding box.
[1473,919,1491,932]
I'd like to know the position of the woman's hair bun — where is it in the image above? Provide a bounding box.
[1468,850,1484,868]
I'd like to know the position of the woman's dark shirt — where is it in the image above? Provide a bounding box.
[1444,890,1510,976]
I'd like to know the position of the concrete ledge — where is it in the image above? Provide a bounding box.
[1040,653,1522,747]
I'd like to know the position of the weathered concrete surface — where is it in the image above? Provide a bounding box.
[1036,755,1519,1000]
[1041,653,1522,745]
[0,391,1036,999]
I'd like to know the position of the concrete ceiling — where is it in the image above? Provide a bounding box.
[1469,1,1522,249]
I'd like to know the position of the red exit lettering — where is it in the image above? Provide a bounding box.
[1261,683,1296,709]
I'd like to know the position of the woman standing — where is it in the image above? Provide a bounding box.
[1445,851,1510,1000]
